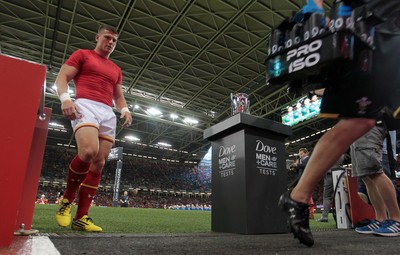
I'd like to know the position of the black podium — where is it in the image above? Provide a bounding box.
[204,113,292,234]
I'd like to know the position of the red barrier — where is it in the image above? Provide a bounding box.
[0,55,50,246]
[15,107,51,234]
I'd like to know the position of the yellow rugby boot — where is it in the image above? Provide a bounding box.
[55,198,72,227]
[72,215,103,232]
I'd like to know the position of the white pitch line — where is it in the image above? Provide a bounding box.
[31,236,61,255]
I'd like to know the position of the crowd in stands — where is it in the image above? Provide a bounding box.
[38,146,212,208]
[38,146,325,209]
[36,184,211,210]
[40,147,211,191]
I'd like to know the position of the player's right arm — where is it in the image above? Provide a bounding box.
[55,64,80,120]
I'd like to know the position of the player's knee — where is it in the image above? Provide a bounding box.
[362,119,376,130]
[78,147,98,162]
[339,118,375,135]
[362,172,382,183]
[92,158,106,170]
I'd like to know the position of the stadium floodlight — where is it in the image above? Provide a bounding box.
[146,107,162,116]
[183,117,198,125]
[52,85,74,95]
[49,122,64,128]
[125,135,140,141]
[157,142,171,147]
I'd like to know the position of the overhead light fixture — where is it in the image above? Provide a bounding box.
[52,85,74,94]
[157,142,171,147]
[170,113,178,120]
[284,127,331,146]
[49,122,64,128]
[207,110,216,118]
[125,135,140,141]
[184,117,198,125]
[146,107,162,116]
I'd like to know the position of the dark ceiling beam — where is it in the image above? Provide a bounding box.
[183,31,271,109]
[61,0,79,64]
[126,0,196,92]
[48,0,63,71]
[116,0,136,34]
[156,0,257,102]
[40,0,51,65]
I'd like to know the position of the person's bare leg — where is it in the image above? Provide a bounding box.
[366,173,400,221]
[279,118,374,246]
[291,118,375,203]
[363,175,388,221]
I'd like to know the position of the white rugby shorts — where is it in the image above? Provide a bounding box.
[71,98,116,143]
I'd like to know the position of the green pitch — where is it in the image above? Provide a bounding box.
[33,204,211,234]
[33,205,337,234]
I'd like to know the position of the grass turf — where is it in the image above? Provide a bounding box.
[33,205,338,234]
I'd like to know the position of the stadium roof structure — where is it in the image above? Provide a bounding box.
[0,0,338,164]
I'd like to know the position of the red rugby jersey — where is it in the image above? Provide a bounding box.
[65,49,122,106]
